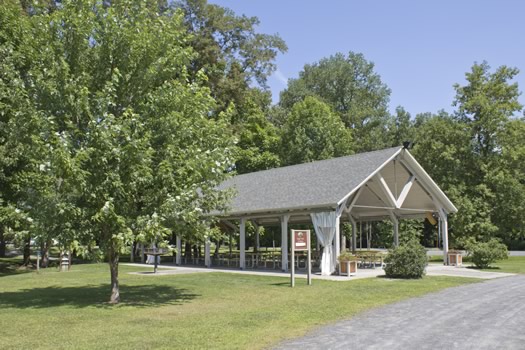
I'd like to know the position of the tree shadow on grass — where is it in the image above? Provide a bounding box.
[0,259,34,278]
[0,284,199,309]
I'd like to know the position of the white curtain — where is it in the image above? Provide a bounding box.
[311,211,338,275]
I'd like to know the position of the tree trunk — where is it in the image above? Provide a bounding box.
[22,236,31,266]
[214,239,221,258]
[41,240,51,268]
[68,250,72,270]
[130,241,135,263]
[184,242,192,259]
[108,244,120,304]
[193,244,200,261]
[58,251,63,271]
[0,226,6,257]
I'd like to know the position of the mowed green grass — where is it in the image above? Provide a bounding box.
[0,262,477,350]
[475,256,525,274]
[427,255,525,274]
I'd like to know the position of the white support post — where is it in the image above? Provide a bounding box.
[281,215,289,272]
[204,237,211,268]
[176,236,182,265]
[349,215,357,253]
[335,215,341,268]
[240,218,246,270]
[252,220,260,252]
[389,211,399,247]
[438,216,442,248]
[440,209,449,265]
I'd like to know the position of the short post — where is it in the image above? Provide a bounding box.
[291,231,295,288]
[290,229,311,287]
[307,241,312,285]
[153,247,158,273]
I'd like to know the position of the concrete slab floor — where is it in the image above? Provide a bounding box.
[125,263,514,280]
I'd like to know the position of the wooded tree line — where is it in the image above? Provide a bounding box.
[1,0,524,302]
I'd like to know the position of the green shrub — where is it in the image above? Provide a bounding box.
[466,239,508,268]
[337,251,357,262]
[384,240,427,279]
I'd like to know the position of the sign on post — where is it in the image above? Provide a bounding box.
[291,229,312,287]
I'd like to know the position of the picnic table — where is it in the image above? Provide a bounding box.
[355,251,386,268]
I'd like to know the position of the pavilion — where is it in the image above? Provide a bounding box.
[177,146,457,275]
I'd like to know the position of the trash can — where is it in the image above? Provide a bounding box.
[61,255,69,271]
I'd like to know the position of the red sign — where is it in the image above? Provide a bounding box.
[293,230,310,251]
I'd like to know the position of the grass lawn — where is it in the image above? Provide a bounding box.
[427,255,525,274]
[474,256,525,274]
[0,261,477,350]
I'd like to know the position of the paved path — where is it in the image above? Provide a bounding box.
[124,263,382,281]
[126,263,514,281]
[275,275,525,350]
[426,250,525,257]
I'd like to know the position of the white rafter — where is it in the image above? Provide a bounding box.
[396,175,415,208]
[374,172,398,208]
[345,186,364,213]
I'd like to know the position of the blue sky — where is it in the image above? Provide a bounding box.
[209,0,525,116]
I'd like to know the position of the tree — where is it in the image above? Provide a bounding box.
[3,0,235,303]
[411,111,496,241]
[279,96,353,165]
[411,62,524,246]
[174,0,286,173]
[454,62,522,157]
[389,106,414,147]
[0,1,42,258]
[279,52,391,152]
[452,62,523,243]
[174,0,287,114]
[235,101,281,174]
[487,119,525,244]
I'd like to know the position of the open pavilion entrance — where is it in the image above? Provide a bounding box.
[175,146,457,275]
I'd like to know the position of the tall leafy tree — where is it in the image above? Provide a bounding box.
[4,0,235,303]
[453,62,523,243]
[412,111,497,241]
[174,0,287,174]
[487,118,525,243]
[389,106,414,147]
[279,96,353,165]
[0,2,40,257]
[413,63,524,245]
[174,0,287,110]
[235,100,281,174]
[279,52,391,152]
[454,62,523,158]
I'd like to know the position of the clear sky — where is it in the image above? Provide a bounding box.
[209,0,525,116]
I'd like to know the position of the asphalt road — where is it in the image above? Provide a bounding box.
[274,275,525,350]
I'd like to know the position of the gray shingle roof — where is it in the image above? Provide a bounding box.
[217,147,402,216]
